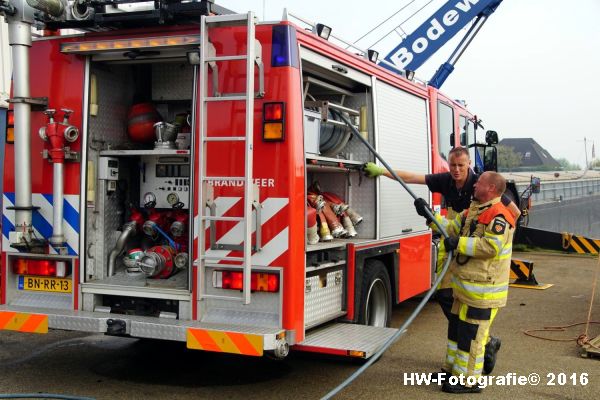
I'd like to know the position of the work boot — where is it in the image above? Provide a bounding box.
[483,336,501,375]
[434,370,449,384]
[442,381,483,394]
[429,370,449,381]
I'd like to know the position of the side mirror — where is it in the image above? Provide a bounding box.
[449,132,455,147]
[485,130,498,145]
[484,146,497,172]
[530,176,541,194]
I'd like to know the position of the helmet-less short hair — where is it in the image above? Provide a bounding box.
[448,147,470,160]
[484,171,507,195]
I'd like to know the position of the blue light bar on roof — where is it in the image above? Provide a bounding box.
[271,25,299,68]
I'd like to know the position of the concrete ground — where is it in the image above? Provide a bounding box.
[0,251,599,399]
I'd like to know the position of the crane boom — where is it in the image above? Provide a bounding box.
[381,0,502,88]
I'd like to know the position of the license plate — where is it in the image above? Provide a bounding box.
[18,275,72,293]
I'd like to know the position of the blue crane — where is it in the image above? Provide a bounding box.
[381,0,503,88]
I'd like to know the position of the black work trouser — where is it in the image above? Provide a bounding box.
[438,287,495,355]
[436,288,454,321]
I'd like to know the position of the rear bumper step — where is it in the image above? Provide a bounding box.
[0,305,284,356]
[295,322,398,358]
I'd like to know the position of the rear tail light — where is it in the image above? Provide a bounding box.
[263,102,285,141]
[213,270,280,293]
[12,258,71,278]
[6,109,14,144]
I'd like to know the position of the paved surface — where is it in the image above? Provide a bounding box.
[1,251,599,399]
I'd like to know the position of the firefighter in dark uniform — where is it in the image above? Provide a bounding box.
[364,147,515,374]
[421,171,515,393]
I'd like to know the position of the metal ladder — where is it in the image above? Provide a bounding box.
[197,12,261,305]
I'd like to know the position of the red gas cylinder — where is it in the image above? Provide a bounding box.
[127,103,162,143]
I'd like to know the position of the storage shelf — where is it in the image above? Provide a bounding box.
[306,155,364,173]
[100,149,190,156]
[82,269,190,300]
[307,238,365,252]
[306,259,346,273]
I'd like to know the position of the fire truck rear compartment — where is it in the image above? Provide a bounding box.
[300,47,431,333]
[82,59,194,316]
[301,54,376,330]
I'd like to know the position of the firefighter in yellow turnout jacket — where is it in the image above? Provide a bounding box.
[430,172,515,394]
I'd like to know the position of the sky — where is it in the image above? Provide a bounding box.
[219,0,600,167]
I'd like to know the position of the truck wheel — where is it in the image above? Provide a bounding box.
[358,259,392,327]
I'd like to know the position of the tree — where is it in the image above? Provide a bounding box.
[556,158,581,171]
[497,145,521,171]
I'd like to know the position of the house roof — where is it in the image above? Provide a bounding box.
[499,138,561,168]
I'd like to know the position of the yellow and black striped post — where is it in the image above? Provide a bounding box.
[561,233,600,254]
[510,258,537,285]
[515,227,600,255]
[509,258,553,289]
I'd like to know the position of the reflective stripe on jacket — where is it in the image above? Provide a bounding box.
[432,197,515,308]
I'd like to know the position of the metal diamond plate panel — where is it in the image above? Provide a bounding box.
[342,92,374,162]
[84,197,101,280]
[89,65,134,147]
[86,65,135,281]
[130,321,186,341]
[82,292,99,312]
[309,172,347,203]
[51,314,108,332]
[91,268,188,290]
[349,173,376,238]
[178,300,192,320]
[200,309,279,328]
[304,269,344,328]
[87,179,123,281]
[152,63,194,102]
[201,267,282,328]
[0,304,282,347]
[200,291,280,328]
[301,323,398,357]
[10,292,71,310]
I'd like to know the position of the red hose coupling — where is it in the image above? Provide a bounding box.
[40,108,79,163]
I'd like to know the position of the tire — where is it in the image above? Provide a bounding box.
[358,259,392,328]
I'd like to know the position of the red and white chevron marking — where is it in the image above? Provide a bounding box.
[194,197,289,266]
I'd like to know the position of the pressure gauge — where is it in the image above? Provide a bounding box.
[167,192,180,206]
[143,192,157,207]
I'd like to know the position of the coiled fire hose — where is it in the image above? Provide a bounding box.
[321,110,455,399]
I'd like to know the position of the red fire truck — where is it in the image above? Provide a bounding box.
[0,0,494,359]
